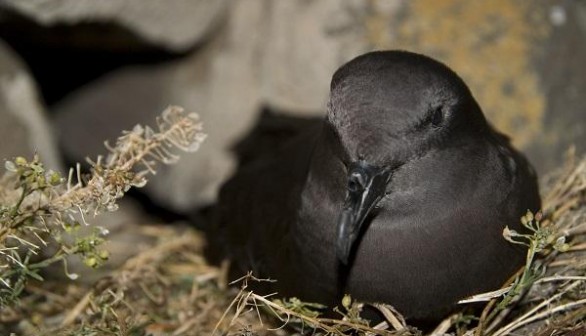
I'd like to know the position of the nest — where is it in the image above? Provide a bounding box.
[1,150,584,335]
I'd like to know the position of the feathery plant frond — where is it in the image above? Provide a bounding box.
[0,106,205,308]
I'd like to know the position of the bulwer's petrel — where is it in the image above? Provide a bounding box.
[212,50,541,320]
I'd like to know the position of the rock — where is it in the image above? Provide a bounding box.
[54,0,265,212]
[526,1,586,174]
[260,0,404,114]
[0,0,229,52]
[0,39,61,171]
[52,0,409,212]
[52,0,586,214]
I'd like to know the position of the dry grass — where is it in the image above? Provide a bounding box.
[1,139,584,334]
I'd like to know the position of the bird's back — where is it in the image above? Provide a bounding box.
[209,121,321,282]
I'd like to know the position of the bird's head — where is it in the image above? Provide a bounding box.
[327,50,488,264]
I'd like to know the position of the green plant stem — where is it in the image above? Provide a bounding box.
[29,247,76,270]
[9,185,28,220]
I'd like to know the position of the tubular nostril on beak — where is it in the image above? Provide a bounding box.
[348,172,365,192]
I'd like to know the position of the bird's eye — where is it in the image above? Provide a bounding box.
[431,107,443,127]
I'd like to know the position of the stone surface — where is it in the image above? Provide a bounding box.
[0,39,61,171]
[54,0,265,212]
[53,0,586,213]
[259,1,404,114]
[0,0,229,52]
[526,1,586,174]
[52,0,410,212]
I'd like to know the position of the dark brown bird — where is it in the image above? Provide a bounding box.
[210,50,541,321]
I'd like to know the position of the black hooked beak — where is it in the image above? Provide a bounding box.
[336,161,393,264]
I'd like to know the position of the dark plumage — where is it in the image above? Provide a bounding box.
[210,50,541,321]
